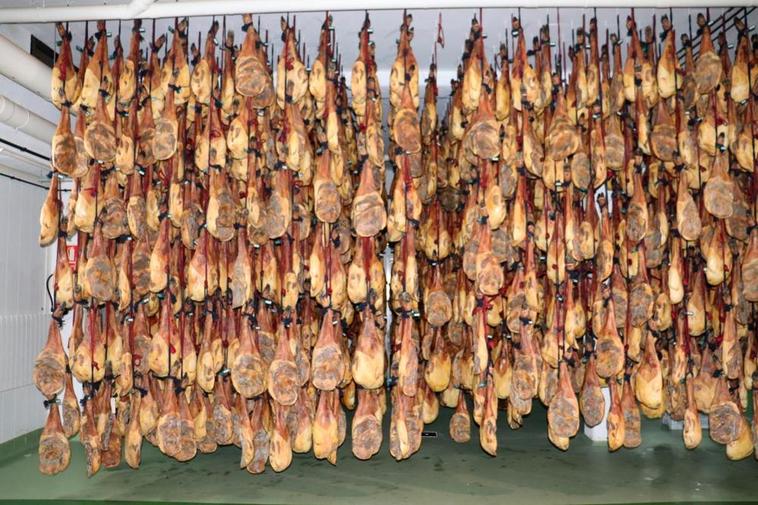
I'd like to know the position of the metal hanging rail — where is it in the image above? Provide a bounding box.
[1,0,757,23]
[675,6,755,63]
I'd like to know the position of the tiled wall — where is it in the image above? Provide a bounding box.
[0,176,51,443]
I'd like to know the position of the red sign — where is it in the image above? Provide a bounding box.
[66,244,78,269]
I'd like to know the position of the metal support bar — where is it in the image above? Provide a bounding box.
[676,6,755,63]
[1,0,756,23]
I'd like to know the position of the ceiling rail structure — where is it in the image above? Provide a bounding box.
[675,6,755,63]
[0,0,756,23]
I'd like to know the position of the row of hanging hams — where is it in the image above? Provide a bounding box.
[405,11,758,459]
[39,12,389,475]
[35,9,758,478]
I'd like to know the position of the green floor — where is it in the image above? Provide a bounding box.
[1,404,756,505]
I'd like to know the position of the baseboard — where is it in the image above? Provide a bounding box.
[0,428,40,465]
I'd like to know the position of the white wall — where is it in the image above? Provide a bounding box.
[0,175,52,443]
[0,23,56,157]
[0,21,58,444]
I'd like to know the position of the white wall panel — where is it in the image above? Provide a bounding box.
[0,175,50,443]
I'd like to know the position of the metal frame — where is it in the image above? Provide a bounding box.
[1,0,755,23]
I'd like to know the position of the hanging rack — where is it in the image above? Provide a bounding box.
[676,6,755,62]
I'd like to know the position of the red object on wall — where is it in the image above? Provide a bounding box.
[66,244,78,269]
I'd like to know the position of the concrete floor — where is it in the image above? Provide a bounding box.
[1,404,756,505]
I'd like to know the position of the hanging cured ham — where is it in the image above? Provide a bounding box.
[33,319,67,399]
[32,9,758,476]
[38,404,70,475]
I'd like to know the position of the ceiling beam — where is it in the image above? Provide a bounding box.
[0,0,751,23]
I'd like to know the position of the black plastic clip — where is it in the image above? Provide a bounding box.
[43,396,60,408]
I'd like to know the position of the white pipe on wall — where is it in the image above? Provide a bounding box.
[0,0,156,24]
[0,0,751,22]
[0,96,56,144]
[0,34,53,101]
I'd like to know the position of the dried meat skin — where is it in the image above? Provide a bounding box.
[595,338,624,379]
[351,413,382,460]
[393,108,421,154]
[154,119,178,160]
[710,402,742,445]
[231,352,266,398]
[210,399,234,446]
[709,379,742,445]
[157,411,182,457]
[449,392,471,443]
[580,357,605,427]
[352,311,385,390]
[33,321,67,399]
[616,376,639,447]
[351,390,382,460]
[352,193,386,238]
[695,53,721,96]
[548,363,579,439]
[38,405,70,475]
[268,360,299,406]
